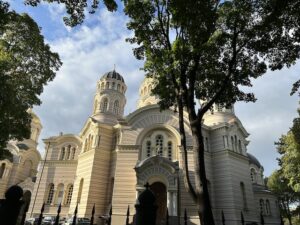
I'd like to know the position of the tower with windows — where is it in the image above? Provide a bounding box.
[92,70,127,125]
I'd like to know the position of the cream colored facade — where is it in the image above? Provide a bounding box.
[23,71,281,224]
[0,109,42,206]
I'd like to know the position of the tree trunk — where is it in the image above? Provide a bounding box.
[189,118,215,225]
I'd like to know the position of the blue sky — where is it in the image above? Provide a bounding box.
[7,0,300,176]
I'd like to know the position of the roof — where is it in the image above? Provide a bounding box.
[101,70,124,82]
[247,153,262,168]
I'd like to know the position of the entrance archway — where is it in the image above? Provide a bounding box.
[150,182,167,225]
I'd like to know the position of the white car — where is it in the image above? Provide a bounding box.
[65,217,90,225]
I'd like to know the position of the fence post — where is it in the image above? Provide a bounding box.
[166,208,169,225]
[198,210,203,225]
[72,204,78,225]
[126,205,130,225]
[280,214,284,225]
[241,211,245,225]
[221,210,225,225]
[37,203,45,225]
[108,206,112,225]
[184,208,187,225]
[54,203,61,225]
[260,212,265,225]
[90,204,95,225]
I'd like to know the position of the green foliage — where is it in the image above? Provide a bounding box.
[277,123,300,193]
[267,170,300,222]
[0,2,62,157]
[24,0,117,27]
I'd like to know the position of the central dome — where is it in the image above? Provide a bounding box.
[101,70,124,82]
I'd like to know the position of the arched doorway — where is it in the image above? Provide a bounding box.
[150,182,167,225]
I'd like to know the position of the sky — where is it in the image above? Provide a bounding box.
[7,1,300,176]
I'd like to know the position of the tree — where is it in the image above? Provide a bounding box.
[0,1,62,159]
[24,0,300,224]
[267,170,300,225]
[276,112,300,193]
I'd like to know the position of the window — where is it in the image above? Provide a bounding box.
[71,148,76,160]
[97,135,101,147]
[266,200,271,215]
[240,182,247,210]
[122,86,124,93]
[205,137,209,152]
[56,184,64,205]
[46,183,54,204]
[117,84,120,91]
[60,147,65,160]
[0,163,5,179]
[223,136,226,148]
[148,85,152,94]
[66,145,71,160]
[238,140,242,154]
[77,179,84,203]
[100,98,108,112]
[65,185,73,205]
[217,104,223,112]
[112,82,115,89]
[231,136,234,151]
[89,135,93,149]
[113,100,119,115]
[100,82,104,90]
[260,199,265,215]
[155,135,164,156]
[105,82,109,89]
[167,141,172,160]
[146,141,151,157]
[84,140,88,152]
[234,135,238,152]
[250,168,257,183]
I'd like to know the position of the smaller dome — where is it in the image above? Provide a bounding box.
[101,70,124,82]
[247,153,262,168]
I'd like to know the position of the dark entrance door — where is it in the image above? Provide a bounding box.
[150,182,167,225]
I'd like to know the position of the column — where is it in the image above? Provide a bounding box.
[173,192,177,216]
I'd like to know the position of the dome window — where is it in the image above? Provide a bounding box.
[100,98,108,112]
[113,100,119,115]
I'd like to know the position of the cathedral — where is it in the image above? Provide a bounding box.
[0,70,281,225]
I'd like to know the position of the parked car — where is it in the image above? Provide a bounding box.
[25,218,39,225]
[64,217,90,225]
[42,216,55,225]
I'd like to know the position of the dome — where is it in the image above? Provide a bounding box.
[101,70,124,82]
[247,153,262,168]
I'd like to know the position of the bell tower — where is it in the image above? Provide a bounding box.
[92,70,127,125]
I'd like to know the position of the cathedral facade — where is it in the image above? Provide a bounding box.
[3,70,280,224]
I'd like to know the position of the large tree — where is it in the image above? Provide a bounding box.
[24,0,300,224]
[0,1,62,159]
[267,170,300,225]
[276,109,300,193]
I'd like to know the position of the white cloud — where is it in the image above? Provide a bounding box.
[26,5,300,178]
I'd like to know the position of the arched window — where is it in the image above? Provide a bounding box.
[0,163,6,179]
[24,160,33,177]
[100,82,104,90]
[112,82,115,89]
[234,135,238,151]
[122,86,124,93]
[266,200,271,215]
[65,185,73,205]
[56,184,64,205]
[84,140,88,152]
[148,85,152,94]
[205,137,209,152]
[238,140,242,153]
[71,148,76,160]
[105,82,109,89]
[117,84,120,91]
[250,168,257,183]
[113,100,119,115]
[77,178,84,203]
[155,135,164,156]
[60,147,65,160]
[89,135,93,149]
[240,182,247,210]
[167,141,172,160]
[260,199,265,215]
[46,183,54,204]
[66,145,71,160]
[100,98,108,112]
[146,141,151,157]
[231,136,234,151]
